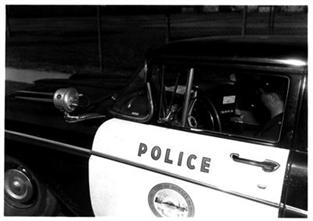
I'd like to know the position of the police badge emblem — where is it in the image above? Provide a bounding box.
[148,183,195,217]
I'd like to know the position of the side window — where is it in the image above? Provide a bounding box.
[191,69,289,142]
[111,67,153,121]
[157,66,189,125]
[154,65,289,143]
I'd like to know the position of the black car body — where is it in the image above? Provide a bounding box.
[5,36,307,217]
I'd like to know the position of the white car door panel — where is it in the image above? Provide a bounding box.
[89,118,289,217]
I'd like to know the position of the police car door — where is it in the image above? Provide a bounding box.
[89,119,289,218]
[88,68,289,218]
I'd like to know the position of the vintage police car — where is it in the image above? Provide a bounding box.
[5,36,307,218]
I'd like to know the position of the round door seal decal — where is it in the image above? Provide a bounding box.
[148,183,195,217]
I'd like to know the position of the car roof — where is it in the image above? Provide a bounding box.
[147,35,307,68]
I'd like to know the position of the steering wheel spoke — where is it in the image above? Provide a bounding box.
[187,96,222,132]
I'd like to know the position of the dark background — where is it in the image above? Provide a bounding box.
[6,5,307,77]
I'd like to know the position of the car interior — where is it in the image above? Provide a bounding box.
[153,65,289,142]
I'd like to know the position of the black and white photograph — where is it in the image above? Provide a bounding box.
[4,3,308,218]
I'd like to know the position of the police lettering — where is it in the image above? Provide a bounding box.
[138,143,211,173]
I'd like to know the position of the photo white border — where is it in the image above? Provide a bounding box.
[0,1,310,221]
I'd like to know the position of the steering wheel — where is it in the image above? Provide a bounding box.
[187,95,222,132]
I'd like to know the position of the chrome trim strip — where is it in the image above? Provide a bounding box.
[5,130,91,155]
[91,149,278,208]
[285,205,308,216]
[6,129,280,209]
[15,90,53,96]
[14,96,52,102]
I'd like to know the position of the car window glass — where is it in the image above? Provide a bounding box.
[194,68,289,142]
[154,65,189,126]
[154,65,289,143]
[111,68,150,119]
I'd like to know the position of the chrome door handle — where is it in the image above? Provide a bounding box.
[230,153,280,172]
